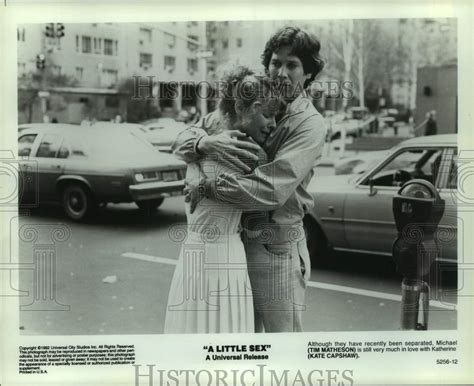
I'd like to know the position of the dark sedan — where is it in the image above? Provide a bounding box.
[18,124,186,220]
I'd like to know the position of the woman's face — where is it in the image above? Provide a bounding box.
[239,101,277,145]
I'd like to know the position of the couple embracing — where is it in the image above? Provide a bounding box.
[164,26,327,334]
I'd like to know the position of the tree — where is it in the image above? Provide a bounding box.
[323,20,355,110]
[356,21,364,108]
[341,20,355,109]
[323,19,410,111]
[318,18,456,112]
[18,68,78,123]
[118,78,160,123]
[357,20,400,110]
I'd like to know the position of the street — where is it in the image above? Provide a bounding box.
[18,188,457,335]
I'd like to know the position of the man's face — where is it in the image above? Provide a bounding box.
[268,46,311,101]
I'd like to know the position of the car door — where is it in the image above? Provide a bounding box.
[314,190,348,248]
[343,146,445,254]
[435,147,457,263]
[18,132,39,203]
[34,133,67,201]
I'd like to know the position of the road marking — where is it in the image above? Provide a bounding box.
[121,252,456,311]
[306,281,455,310]
[122,252,177,266]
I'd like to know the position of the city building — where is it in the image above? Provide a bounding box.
[17,19,457,124]
[206,20,266,75]
[17,22,211,123]
[389,18,457,113]
[18,23,127,123]
[415,62,457,135]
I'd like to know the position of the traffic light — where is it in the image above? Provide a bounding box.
[36,54,46,70]
[56,23,65,38]
[45,23,55,38]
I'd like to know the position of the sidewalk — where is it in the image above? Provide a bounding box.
[381,123,413,137]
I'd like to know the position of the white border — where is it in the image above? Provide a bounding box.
[1,1,473,385]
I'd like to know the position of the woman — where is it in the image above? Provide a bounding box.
[164,65,280,334]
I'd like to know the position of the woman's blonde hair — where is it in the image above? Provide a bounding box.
[217,63,281,122]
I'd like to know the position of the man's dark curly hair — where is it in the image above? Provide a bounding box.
[261,26,325,88]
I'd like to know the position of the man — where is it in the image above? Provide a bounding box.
[425,110,437,136]
[172,26,326,332]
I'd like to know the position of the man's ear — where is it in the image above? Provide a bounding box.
[234,99,245,116]
[251,101,262,113]
[250,101,263,114]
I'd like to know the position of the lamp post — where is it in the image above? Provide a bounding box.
[196,21,212,116]
[97,62,103,88]
[196,50,212,116]
[39,23,66,122]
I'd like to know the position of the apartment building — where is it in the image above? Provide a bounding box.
[206,20,265,74]
[19,19,454,123]
[17,22,210,123]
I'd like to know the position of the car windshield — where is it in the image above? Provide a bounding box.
[84,130,155,158]
[354,157,386,184]
[365,157,385,171]
[364,148,443,187]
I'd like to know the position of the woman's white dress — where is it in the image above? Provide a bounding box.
[164,157,254,333]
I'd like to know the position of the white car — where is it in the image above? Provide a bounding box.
[142,118,187,152]
[91,120,186,153]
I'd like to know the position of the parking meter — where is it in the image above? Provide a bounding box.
[392,179,445,330]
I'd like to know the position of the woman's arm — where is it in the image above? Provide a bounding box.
[172,113,262,172]
[202,114,326,211]
[171,118,211,164]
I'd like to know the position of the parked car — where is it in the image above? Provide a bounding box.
[330,121,359,141]
[330,107,375,140]
[18,123,67,135]
[141,118,187,152]
[348,106,370,121]
[18,124,186,220]
[304,134,457,266]
[90,121,150,136]
[91,121,185,153]
[378,108,399,128]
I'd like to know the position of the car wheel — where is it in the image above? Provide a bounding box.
[303,216,328,267]
[62,183,95,221]
[136,198,164,212]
